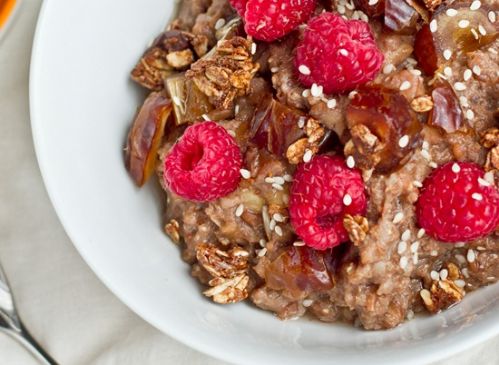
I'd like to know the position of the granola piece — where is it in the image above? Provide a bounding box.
[164,219,181,244]
[420,279,465,313]
[446,262,461,281]
[344,124,384,170]
[343,215,369,245]
[204,274,249,304]
[286,138,319,164]
[411,95,434,113]
[421,0,442,11]
[166,49,195,69]
[481,128,499,171]
[186,37,259,110]
[305,118,325,144]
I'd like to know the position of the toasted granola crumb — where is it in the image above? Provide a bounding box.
[164,219,181,243]
[343,214,369,245]
[411,95,434,112]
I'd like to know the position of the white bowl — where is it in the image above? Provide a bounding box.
[29,1,499,364]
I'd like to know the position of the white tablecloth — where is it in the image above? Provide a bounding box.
[0,1,497,364]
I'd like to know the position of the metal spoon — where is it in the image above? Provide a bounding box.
[0,261,58,364]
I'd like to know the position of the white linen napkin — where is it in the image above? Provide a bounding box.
[0,1,496,364]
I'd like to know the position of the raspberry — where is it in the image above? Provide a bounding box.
[243,0,317,42]
[289,155,367,250]
[295,12,384,94]
[229,0,247,16]
[163,122,242,202]
[416,162,499,242]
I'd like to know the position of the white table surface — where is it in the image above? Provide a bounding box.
[0,1,497,364]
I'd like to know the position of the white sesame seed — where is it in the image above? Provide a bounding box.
[454,279,466,288]
[477,246,486,251]
[343,194,352,206]
[348,90,358,99]
[339,48,349,56]
[299,65,311,75]
[275,225,283,236]
[270,67,279,73]
[462,268,470,278]
[458,19,470,28]
[272,183,284,191]
[440,269,448,280]
[472,65,481,76]
[421,149,431,161]
[398,135,410,148]
[467,249,476,263]
[273,176,285,185]
[273,213,285,222]
[410,69,422,76]
[398,241,407,255]
[412,253,419,265]
[265,177,275,184]
[202,114,210,121]
[478,177,491,187]
[393,212,404,224]
[235,104,240,114]
[383,63,396,74]
[452,163,461,173]
[463,69,472,81]
[455,81,467,91]
[258,248,267,257]
[484,171,495,185]
[472,192,483,201]
[455,254,467,264]
[401,229,411,242]
[470,0,481,10]
[283,174,293,182]
[471,28,479,40]
[411,241,420,253]
[251,43,257,55]
[298,117,306,128]
[399,81,411,91]
[431,250,438,257]
[293,241,305,246]
[327,99,337,109]
[302,89,311,98]
[311,83,323,98]
[399,256,408,270]
[446,8,458,16]
[429,162,438,169]
[214,18,226,30]
[269,219,276,231]
[413,180,423,188]
[368,0,378,5]
[488,11,496,23]
[417,228,426,238]
[240,169,251,179]
[430,270,440,281]
[459,95,469,107]
[478,24,487,36]
[465,109,474,120]
[303,149,313,163]
[302,299,314,307]
[173,96,182,106]
[430,19,438,32]
[235,204,244,217]
[346,156,356,169]
[443,49,452,60]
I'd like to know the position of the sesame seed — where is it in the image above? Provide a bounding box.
[269,219,276,231]
[348,90,358,99]
[478,24,487,35]
[470,0,481,10]
[272,183,284,191]
[398,241,407,254]
[442,67,452,77]
[454,279,466,288]
[440,269,448,280]
[302,299,314,307]
[273,176,285,185]
[265,177,275,184]
[452,163,461,173]
[398,135,410,148]
[421,149,431,161]
[327,99,337,109]
[343,194,352,206]
[258,248,267,257]
[393,212,404,224]
[235,104,240,114]
[412,253,419,265]
[202,114,210,121]
[417,228,426,238]
[293,241,305,246]
[368,0,378,5]
[465,109,474,120]
[467,249,476,263]
[302,89,311,98]
[470,66,481,78]
[455,254,466,264]
[472,192,483,201]
[303,149,313,163]
[173,96,182,106]
[399,256,408,270]
[484,171,495,185]
[299,65,311,75]
[413,181,423,188]
[477,246,486,251]
[430,270,440,281]
[339,48,349,56]
[429,162,438,169]
[275,225,283,236]
[463,69,472,80]
[273,213,285,222]
[458,19,470,28]
[462,268,470,278]
[411,241,420,253]
[488,11,496,23]
[399,81,411,91]
[235,204,244,217]
[214,18,226,30]
[283,174,293,182]
[459,95,469,107]
[455,81,467,91]
[478,177,491,187]
[430,19,438,32]
[383,63,396,74]
[251,43,257,55]
[471,28,479,40]
[311,83,323,98]
[401,229,411,242]
[346,156,356,169]
[443,49,452,60]
[240,169,251,179]
[446,8,458,16]
[431,250,438,257]
[259,239,266,248]
[298,117,306,128]
[410,69,422,76]
[270,67,279,73]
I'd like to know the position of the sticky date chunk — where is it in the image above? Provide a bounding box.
[346,86,422,173]
[414,4,498,76]
[384,0,419,34]
[429,82,463,133]
[264,246,334,300]
[125,92,173,186]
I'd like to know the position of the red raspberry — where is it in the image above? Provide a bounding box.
[163,122,242,202]
[416,162,499,242]
[289,155,367,250]
[295,12,384,94]
[243,0,317,42]
[229,0,247,16]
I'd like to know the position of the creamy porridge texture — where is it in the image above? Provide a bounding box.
[125,0,499,329]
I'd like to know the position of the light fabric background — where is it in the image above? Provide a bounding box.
[0,1,497,364]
